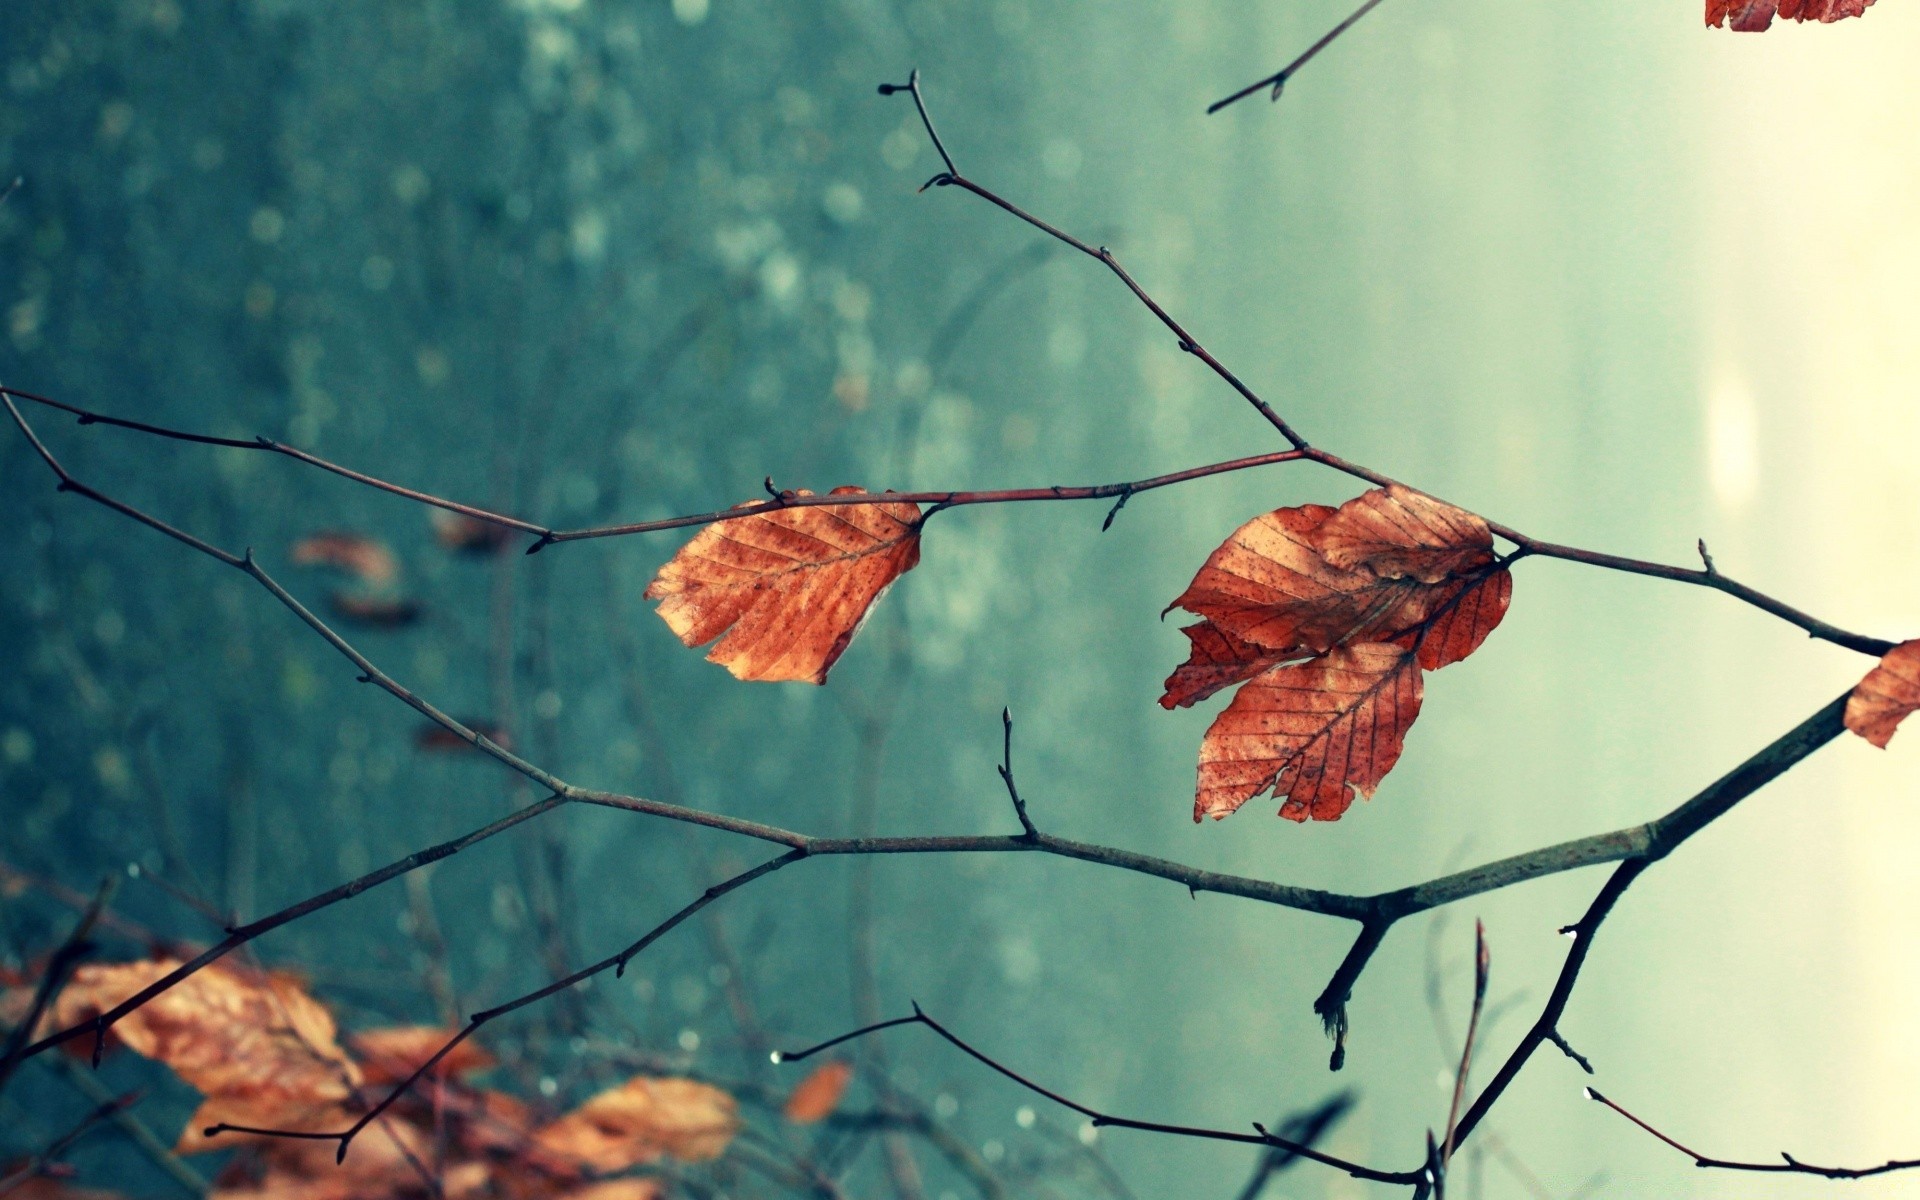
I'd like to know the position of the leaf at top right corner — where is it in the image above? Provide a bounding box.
[1708,0,1875,32]
[1845,639,1920,749]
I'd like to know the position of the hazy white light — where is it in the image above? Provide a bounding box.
[1705,369,1760,512]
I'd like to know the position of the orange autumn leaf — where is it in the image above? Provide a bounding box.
[1387,568,1513,672]
[290,533,398,588]
[533,1076,739,1172]
[1166,503,1438,658]
[1167,487,1510,674]
[1195,643,1422,823]
[1708,0,1874,29]
[453,1088,540,1158]
[554,1182,666,1200]
[645,487,921,683]
[1160,620,1289,710]
[781,1059,853,1124]
[350,1025,495,1085]
[1311,484,1496,585]
[51,959,360,1153]
[1845,639,1920,749]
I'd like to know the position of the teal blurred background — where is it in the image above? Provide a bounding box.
[3,1,1918,1196]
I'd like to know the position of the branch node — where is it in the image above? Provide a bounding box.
[1547,1027,1595,1074]
[1100,486,1133,532]
[1697,538,1718,575]
[524,532,554,555]
[916,496,956,528]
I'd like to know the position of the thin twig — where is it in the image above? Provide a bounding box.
[1232,1092,1355,1200]
[0,1096,130,1196]
[776,1007,1420,1186]
[1439,921,1490,1173]
[47,1054,208,1197]
[997,707,1037,839]
[0,874,118,1090]
[1208,0,1394,113]
[204,852,806,1162]
[1586,1088,1920,1180]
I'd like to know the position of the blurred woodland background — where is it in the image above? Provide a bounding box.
[4,1,1920,1196]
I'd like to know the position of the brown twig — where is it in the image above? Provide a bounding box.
[776,1006,1420,1186]
[0,874,118,1090]
[205,851,806,1162]
[45,1054,209,1197]
[997,707,1037,840]
[0,1095,131,1197]
[1208,0,1395,113]
[1586,1087,1920,1180]
[1438,921,1490,1180]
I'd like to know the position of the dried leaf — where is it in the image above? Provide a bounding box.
[1389,568,1513,671]
[1159,620,1288,710]
[1167,490,1509,671]
[645,488,921,683]
[1195,643,1422,823]
[533,1076,739,1171]
[1311,484,1494,585]
[1845,639,1920,749]
[781,1059,853,1124]
[453,1089,540,1159]
[1166,504,1437,657]
[430,510,517,556]
[51,960,360,1153]
[326,594,423,628]
[350,1025,495,1084]
[556,1182,666,1200]
[290,533,398,588]
[1709,0,1874,29]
